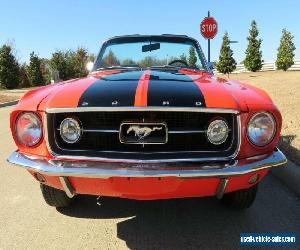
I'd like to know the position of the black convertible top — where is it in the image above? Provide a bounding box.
[103,34,199,45]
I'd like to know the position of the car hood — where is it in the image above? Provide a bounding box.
[28,69,273,112]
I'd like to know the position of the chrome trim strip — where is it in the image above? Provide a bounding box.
[57,128,119,133]
[45,149,238,155]
[83,129,119,133]
[59,128,213,134]
[44,113,241,163]
[7,149,287,179]
[37,154,232,163]
[46,107,239,114]
[168,130,206,134]
[59,177,76,198]
[216,178,228,199]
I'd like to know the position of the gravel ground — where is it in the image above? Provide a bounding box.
[0,87,34,102]
[224,71,300,166]
[0,94,18,103]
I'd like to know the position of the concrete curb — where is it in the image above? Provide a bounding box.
[271,160,300,197]
[0,100,19,108]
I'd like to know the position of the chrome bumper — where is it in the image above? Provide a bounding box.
[7,149,287,179]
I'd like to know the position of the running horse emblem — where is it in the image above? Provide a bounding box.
[127,125,162,140]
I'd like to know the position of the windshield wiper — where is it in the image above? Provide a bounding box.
[95,66,141,71]
[150,65,203,71]
[149,65,181,70]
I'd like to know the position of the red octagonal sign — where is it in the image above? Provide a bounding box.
[200,17,218,39]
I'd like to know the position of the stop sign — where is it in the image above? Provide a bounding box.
[200,17,218,39]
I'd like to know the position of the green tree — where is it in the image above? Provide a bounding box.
[188,46,197,68]
[216,32,237,77]
[27,52,44,86]
[40,58,51,83]
[122,58,137,66]
[67,47,90,78]
[139,56,158,67]
[19,64,30,88]
[88,53,96,63]
[50,49,97,81]
[276,29,296,71]
[244,20,263,72]
[179,53,187,64]
[0,44,20,89]
[50,50,69,80]
[102,49,120,67]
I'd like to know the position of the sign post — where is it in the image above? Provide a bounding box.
[200,11,218,62]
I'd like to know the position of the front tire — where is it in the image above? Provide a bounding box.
[40,184,73,207]
[220,184,258,209]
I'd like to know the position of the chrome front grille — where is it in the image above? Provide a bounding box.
[46,108,240,162]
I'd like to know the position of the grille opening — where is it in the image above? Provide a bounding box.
[47,111,239,161]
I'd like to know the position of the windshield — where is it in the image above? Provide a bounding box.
[94,38,207,70]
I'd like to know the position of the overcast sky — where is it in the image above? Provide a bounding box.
[1,0,299,63]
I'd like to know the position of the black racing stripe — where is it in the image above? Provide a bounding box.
[78,70,144,107]
[147,70,206,107]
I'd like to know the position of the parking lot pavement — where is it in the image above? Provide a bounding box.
[0,106,299,250]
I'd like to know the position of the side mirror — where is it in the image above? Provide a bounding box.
[86,61,94,72]
[207,62,215,70]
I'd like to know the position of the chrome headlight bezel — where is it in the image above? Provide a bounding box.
[15,112,43,147]
[59,117,82,144]
[247,112,276,147]
[206,119,229,145]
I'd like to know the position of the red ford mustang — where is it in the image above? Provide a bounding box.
[7,34,286,209]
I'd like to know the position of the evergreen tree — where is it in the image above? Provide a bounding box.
[0,44,20,89]
[216,32,237,76]
[40,58,51,83]
[179,53,188,64]
[276,29,296,71]
[50,49,97,81]
[102,49,120,67]
[140,56,159,67]
[89,53,96,63]
[122,58,137,66]
[188,46,197,68]
[50,50,69,80]
[68,47,90,78]
[19,64,30,88]
[27,52,44,86]
[244,20,263,72]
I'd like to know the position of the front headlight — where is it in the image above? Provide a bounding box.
[15,112,42,146]
[247,112,276,146]
[60,118,82,143]
[207,119,229,145]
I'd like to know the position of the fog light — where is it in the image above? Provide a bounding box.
[248,174,259,184]
[60,118,82,143]
[207,119,229,145]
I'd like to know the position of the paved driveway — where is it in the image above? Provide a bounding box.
[0,106,299,249]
